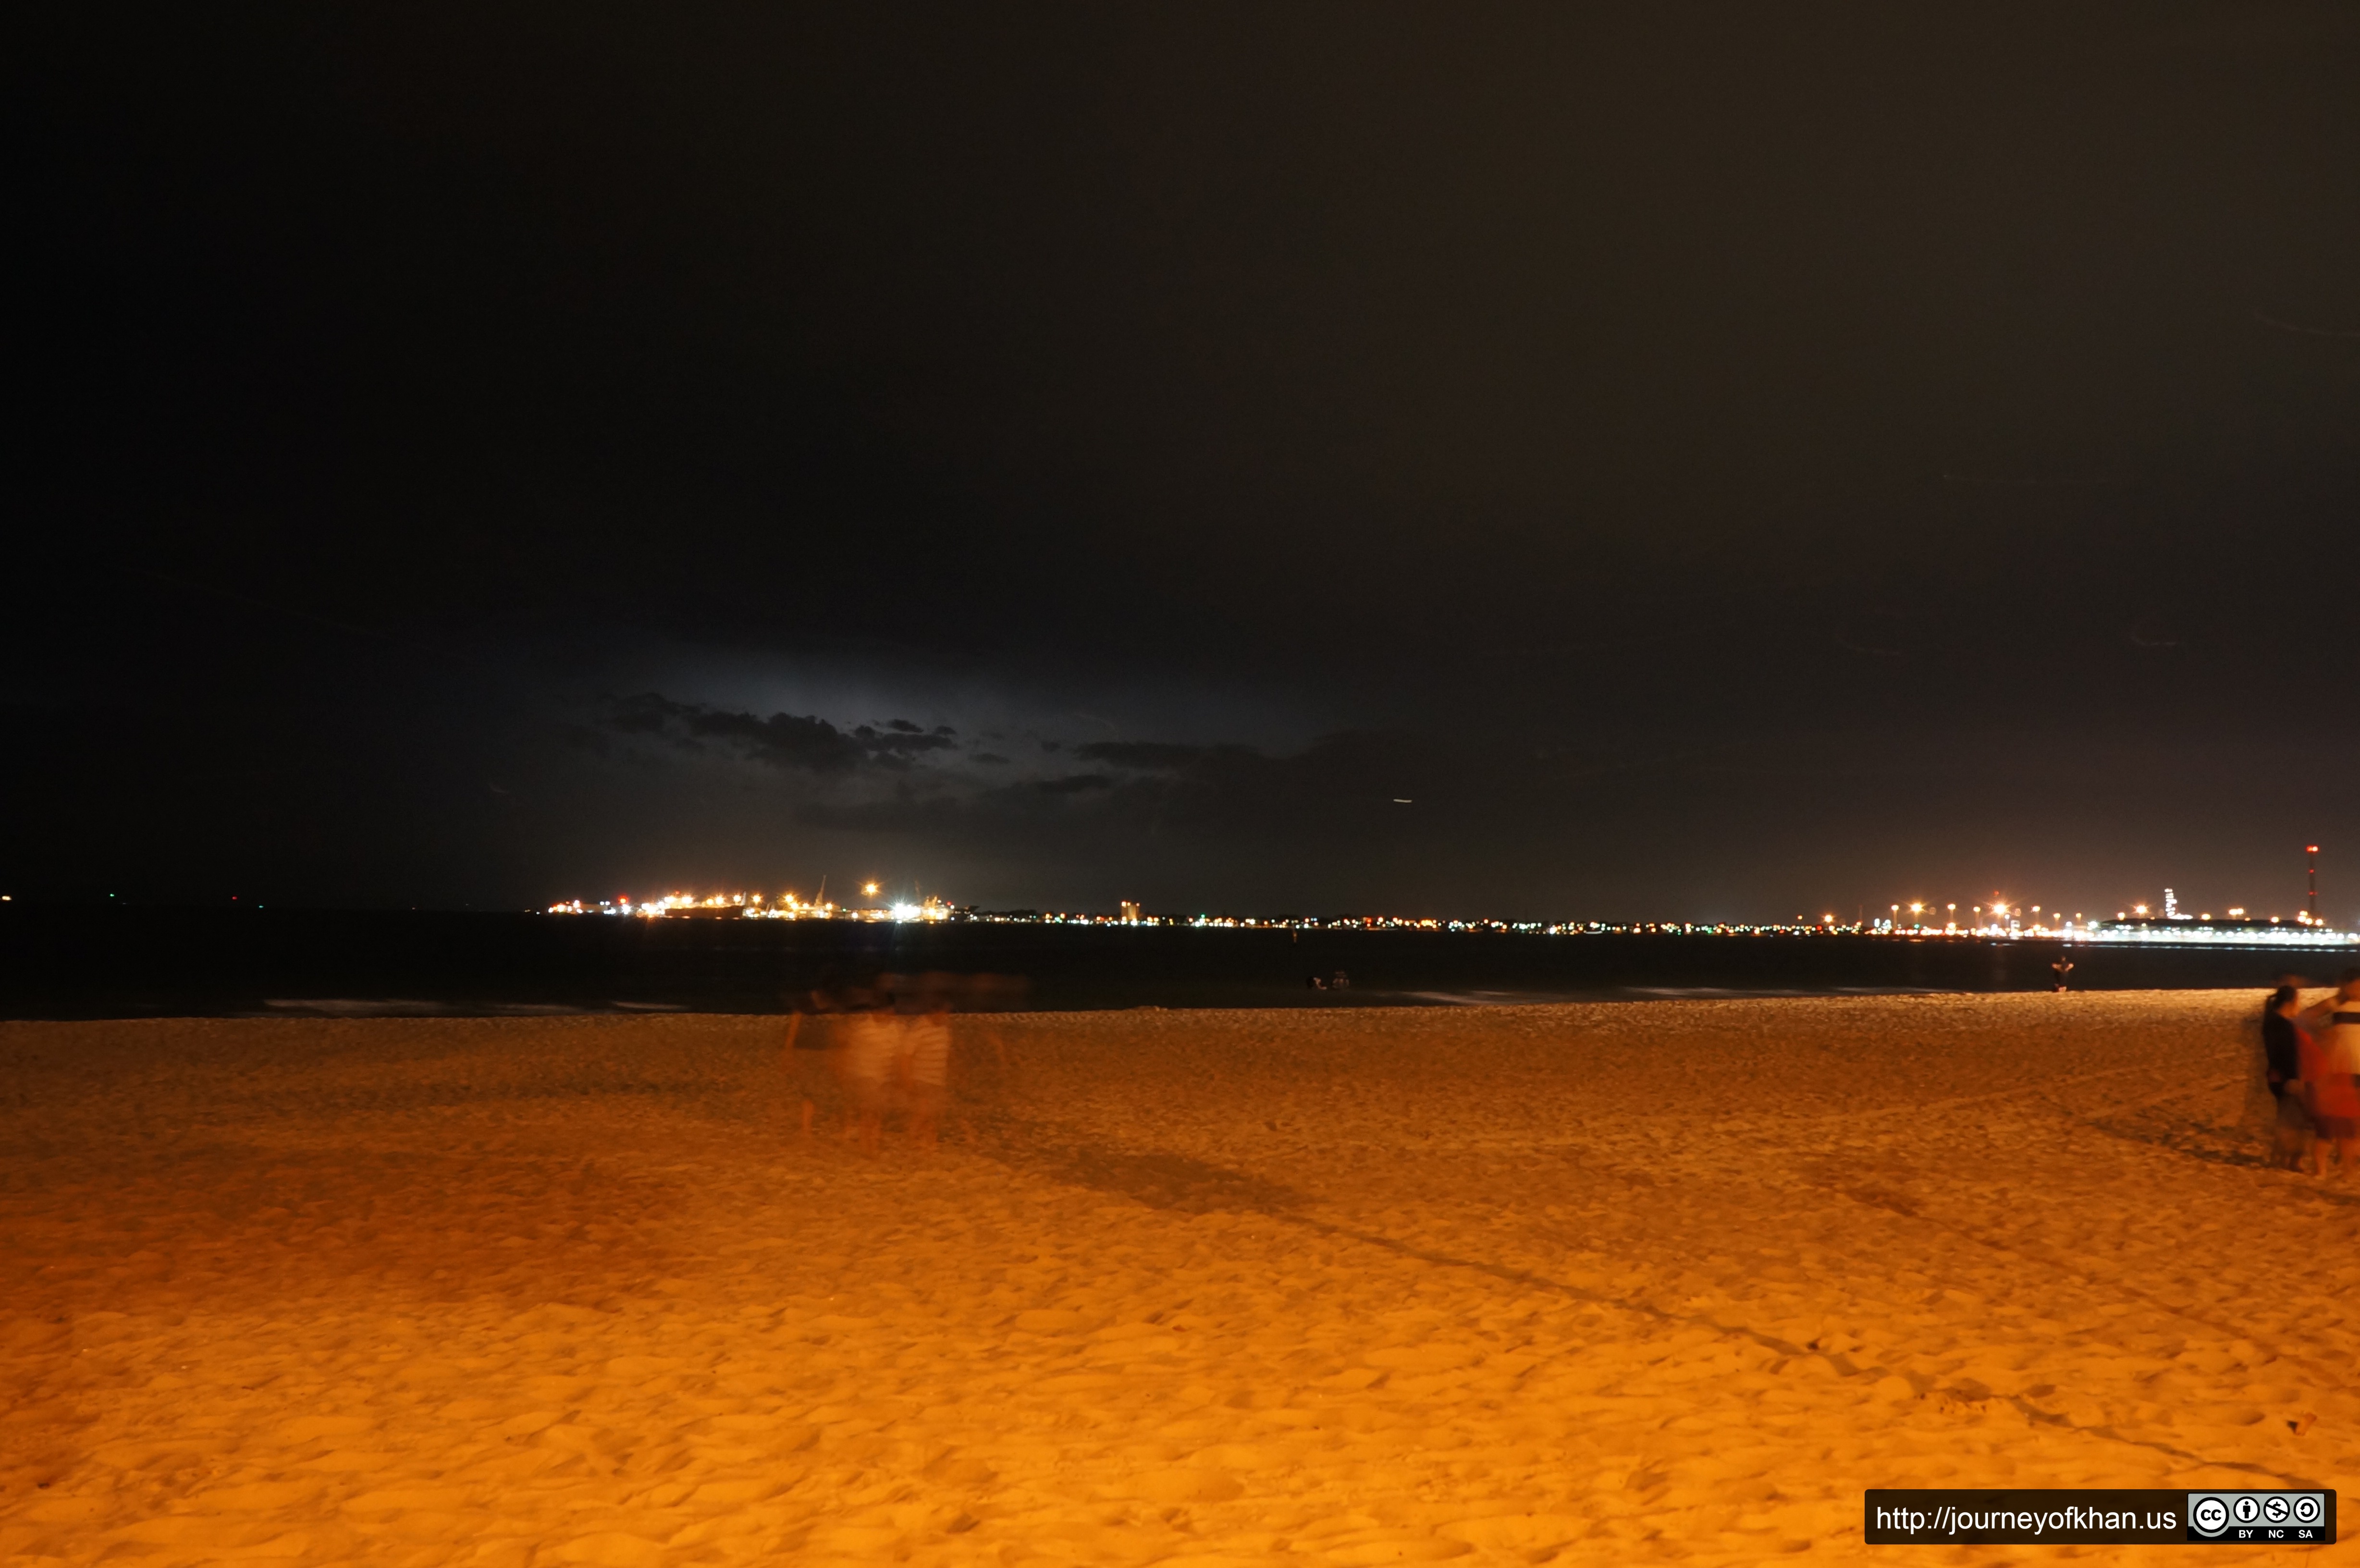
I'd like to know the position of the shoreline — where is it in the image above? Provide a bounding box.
[7,907,2335,1022]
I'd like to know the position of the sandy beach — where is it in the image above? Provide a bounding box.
[0,991,2343,1565]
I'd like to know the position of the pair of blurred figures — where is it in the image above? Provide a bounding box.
[784,972,1020,1153]
[2262,969,2360,1176]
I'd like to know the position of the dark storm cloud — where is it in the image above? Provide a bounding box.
[1055,733,1454,832]
[1073,741,1262,773]
[853,722,959,757]
[600,695,1448,831]
[603,694,956,772]
[949,730,1457,837]
[1034,774,1115,796]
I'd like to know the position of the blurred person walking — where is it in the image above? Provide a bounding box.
[783,971,849,1137]
[840,980,903,1156]
[2299,972,2360,1176]
[2262,983,2314,1170]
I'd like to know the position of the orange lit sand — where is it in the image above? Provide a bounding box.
[0,992,2343,1565]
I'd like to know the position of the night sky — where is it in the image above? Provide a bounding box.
[11,4,2360,922]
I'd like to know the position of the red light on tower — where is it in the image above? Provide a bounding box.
[2308,845,2320,923]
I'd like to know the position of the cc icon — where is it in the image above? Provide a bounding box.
[2190,1495,2230,1536]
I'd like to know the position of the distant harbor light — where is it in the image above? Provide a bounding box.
[2069,917,2357,948]
[539,892,2357,946]
[542,889,952,924]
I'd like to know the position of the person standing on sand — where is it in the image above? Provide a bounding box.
[839,980,903,1156]
[2299,972,2360,1176]
[783,974,848,1137]
[2262,984,2314,1170]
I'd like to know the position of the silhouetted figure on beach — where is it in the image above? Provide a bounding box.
[2299,970,2360,1176]
[783,971,852,1137]
[2050,960,2073,992]
[2262,983,2314,1169]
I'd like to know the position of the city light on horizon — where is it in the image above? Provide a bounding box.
[541,845,2353,947]
[541,882,2359,947]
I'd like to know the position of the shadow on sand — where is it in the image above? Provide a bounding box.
[2082,1110,2360,1206]
[975,1117,2321,1490]
[979,1121,1308,1214]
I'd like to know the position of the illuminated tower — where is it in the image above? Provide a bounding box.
[2308,845,2320,923]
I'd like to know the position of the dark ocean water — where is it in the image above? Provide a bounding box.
[0,906,2330,1020]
